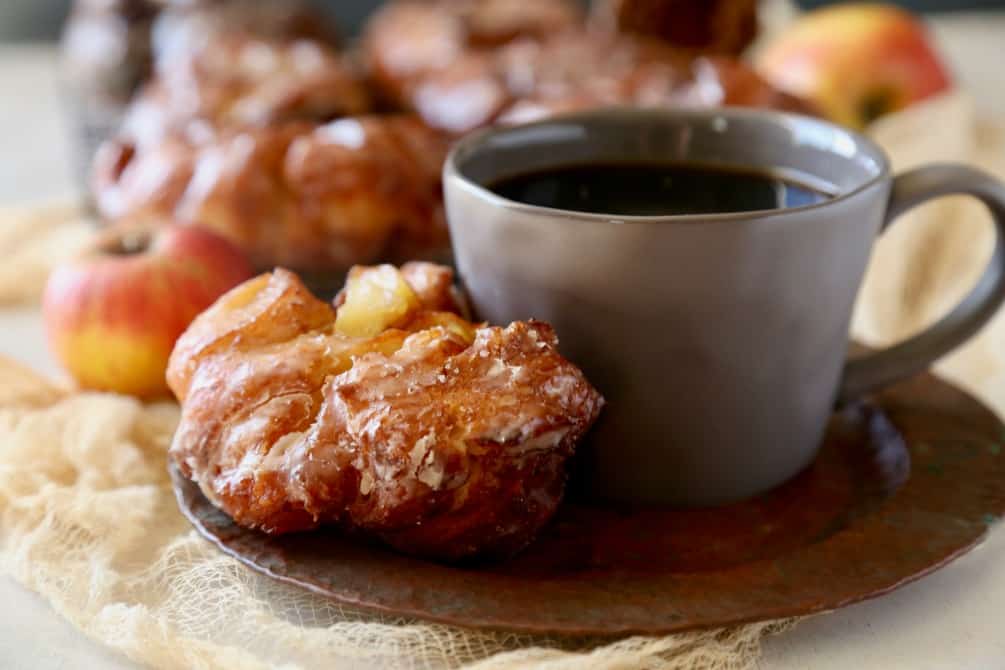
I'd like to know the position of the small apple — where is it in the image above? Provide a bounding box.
[43,223,255,398]
[756,3,952,129]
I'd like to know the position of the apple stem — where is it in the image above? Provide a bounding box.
[101,229,152,256]
[860,89,896,126]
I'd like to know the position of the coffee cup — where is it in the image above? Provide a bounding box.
[444,107,1005,506]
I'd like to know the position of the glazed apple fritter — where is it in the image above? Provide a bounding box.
[363,0,583,115]
[122,33,371,149]
[152,0,342,63]
[167,263,604,560]
[90,0,810,277]
[493,33,811,126]
[92,116,451,274]
[363,0,810,133]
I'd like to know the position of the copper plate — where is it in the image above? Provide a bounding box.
[171,373,1005,636]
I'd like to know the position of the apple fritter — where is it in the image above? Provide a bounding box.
[363,0,583,116]
[122,33,371,149]
[167,263,604,561]
[363,1,810,133]
[497,47,814,125]
[92,116,450,274]
[152,0,342,63]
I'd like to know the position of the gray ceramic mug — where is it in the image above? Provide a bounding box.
[444,107,1005,506]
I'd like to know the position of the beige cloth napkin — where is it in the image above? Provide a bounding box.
[0,354,788,669]
[0,201,91,306]
[855,91,1005,416]
[1,91,1002,669]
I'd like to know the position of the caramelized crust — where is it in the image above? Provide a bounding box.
[92,116,451,273]
[167,265,603,560]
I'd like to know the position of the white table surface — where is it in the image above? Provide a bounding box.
[3,14,1005,667]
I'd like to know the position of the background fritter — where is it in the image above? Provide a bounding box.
[93,117,451,274]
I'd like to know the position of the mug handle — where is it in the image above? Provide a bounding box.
[838,164,1005,404]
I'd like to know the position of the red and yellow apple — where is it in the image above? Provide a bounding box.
[756,3,952,129]
[42,224,254,398]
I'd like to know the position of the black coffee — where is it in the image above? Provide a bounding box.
[488,162,834,216]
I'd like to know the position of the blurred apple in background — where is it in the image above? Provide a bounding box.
[43,224,254,398]
[756,3,952,129]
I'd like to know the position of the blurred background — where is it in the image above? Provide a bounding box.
[2,0,1004,41]
[1,0,1003,208]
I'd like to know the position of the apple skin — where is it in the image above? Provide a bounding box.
[42,225,255,398]
[756,4,952,129]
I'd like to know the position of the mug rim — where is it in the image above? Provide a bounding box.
[444,106,892,225]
